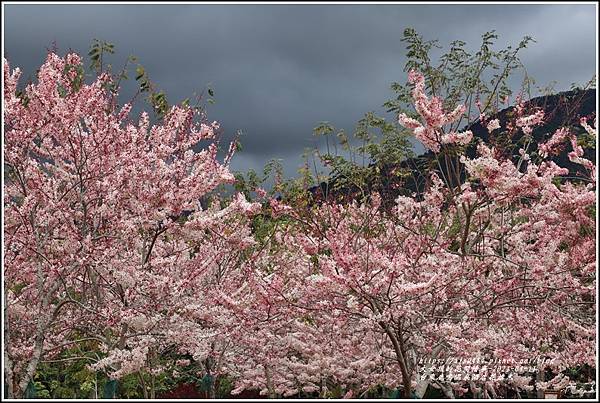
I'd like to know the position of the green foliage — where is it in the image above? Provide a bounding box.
[232,158,288,200]
[150,91,169,118]
[135,65,152,93]
[57,84,68,98]
[118,374,140,398]
[103,380,117,399]
[33,344,226,399]
[200,374,214,391]
[385,28,534,127]
[233,169,263,199]
[388,387,401,398]
[586,204,596,219]
[216,376,235,398]
[577,130,596,150]
[133,64,169,118]
[309,110,414,204]
[33,343,104,399]
[446,212,462,239]
[88,39,115,74]
[24,381,37,399]
[86,39,212,120]
[11,281,27,295]
[251,213,277,244]
[64,63,85,93]
[55,62,86,98]
[15,89,30,107]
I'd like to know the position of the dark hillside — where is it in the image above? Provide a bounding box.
[309,89,596,206]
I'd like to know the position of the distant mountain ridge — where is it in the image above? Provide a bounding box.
[309,88,596,206]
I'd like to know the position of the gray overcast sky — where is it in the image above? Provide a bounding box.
[3,3,597,178]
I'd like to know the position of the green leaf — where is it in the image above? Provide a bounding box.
[200,374,214,391]
[388,388,400,399]
[25,381,37,399]
[57,84,68,98]
[103,379,117,399]
[135,66,145,81]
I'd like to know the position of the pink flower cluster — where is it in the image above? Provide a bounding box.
[516,109,545,135]
[398,70,471,152]
[486,118,501,133]
[538,127,571,157]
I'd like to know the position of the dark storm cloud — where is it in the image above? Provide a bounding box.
[3,3,596,178]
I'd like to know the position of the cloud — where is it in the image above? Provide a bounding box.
[3,3,596,179]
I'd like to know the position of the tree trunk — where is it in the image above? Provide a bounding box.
[16,227,52,396]
[380,322,412,398]
[265,365,276,399]
[17,304,50,395]
[150,373,156,399]
[138,372,148,399]
[536,368,545,399]
[414,345,444,399]
[208,379,216,399]
[5,358,15,399]
[205,358,216,399]
[415,377,429,399]
[4,290,15,398]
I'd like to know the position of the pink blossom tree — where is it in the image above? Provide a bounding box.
[3,50,595,400]
[228,70,596,398]
[3,53,259,398]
